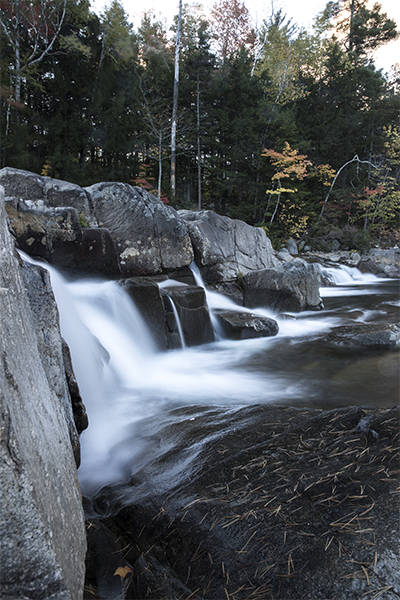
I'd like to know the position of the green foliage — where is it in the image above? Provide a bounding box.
[78,212,89,228]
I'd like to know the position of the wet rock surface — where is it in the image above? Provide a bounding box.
[160,285,215,348]
[327,322,400,349]
[85,404,400,600]
[120,277,170,350]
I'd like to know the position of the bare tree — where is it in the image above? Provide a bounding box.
[138,78,171,200]
[1,0,67,103]
[317,155,379,223]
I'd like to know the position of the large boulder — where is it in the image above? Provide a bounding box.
[178,210,279,283]
[215,310,279,340]
[241,259,323,312]
[0,186,87,599]
[85,182,194,276]
[5,198,120,277]
[358,247,400,278]
[0,168,195,278]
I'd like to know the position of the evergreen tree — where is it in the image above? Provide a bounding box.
[335,0,398,59]
[202,48,264,220]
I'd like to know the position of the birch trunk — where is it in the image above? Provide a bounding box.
[171,0,182,199]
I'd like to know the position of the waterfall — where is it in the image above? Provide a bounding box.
[168,296,186,348]
[189,262,226,339]
[321,264,380,286]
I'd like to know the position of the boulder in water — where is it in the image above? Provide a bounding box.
[160,285,215,348]
[241,259,323,312]
[327,322,400,349]
[215,310,279,340]
[120,277,169,351]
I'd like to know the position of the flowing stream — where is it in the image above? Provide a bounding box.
[21,254,399,496]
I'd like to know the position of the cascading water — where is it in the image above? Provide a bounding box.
[321,264,378,285]
[20,254,399,495]
[167,296,186,348]
[189,261,224,339]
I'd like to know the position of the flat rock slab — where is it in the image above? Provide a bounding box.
[86,404,400,600]
[215,310,279,339]
[327,322,400,349]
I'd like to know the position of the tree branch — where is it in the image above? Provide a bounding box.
[317,154,380,224]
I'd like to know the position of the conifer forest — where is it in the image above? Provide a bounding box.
[1,0,399,248]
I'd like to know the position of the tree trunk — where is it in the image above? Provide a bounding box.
[158,130,162,201]
[270,180,281,224]
[349,0,355,52]
[171,0,182,200]
[196,74,202,210]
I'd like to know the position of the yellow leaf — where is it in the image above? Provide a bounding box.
[114,566,132,579]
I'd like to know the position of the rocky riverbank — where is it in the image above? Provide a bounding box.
[0,187,87,599]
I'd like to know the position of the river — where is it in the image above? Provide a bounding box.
[21,254,399,496]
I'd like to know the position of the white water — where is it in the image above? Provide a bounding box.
[320,264,391,297]
[19,254,398,494]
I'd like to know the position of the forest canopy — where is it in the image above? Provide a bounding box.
[1,0,399,248]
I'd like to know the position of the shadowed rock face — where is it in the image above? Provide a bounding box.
[160,285,215,348]
[5,198,120,278]
[120,277,169,351]
[0,186,86,600]
[120,279,215,349]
